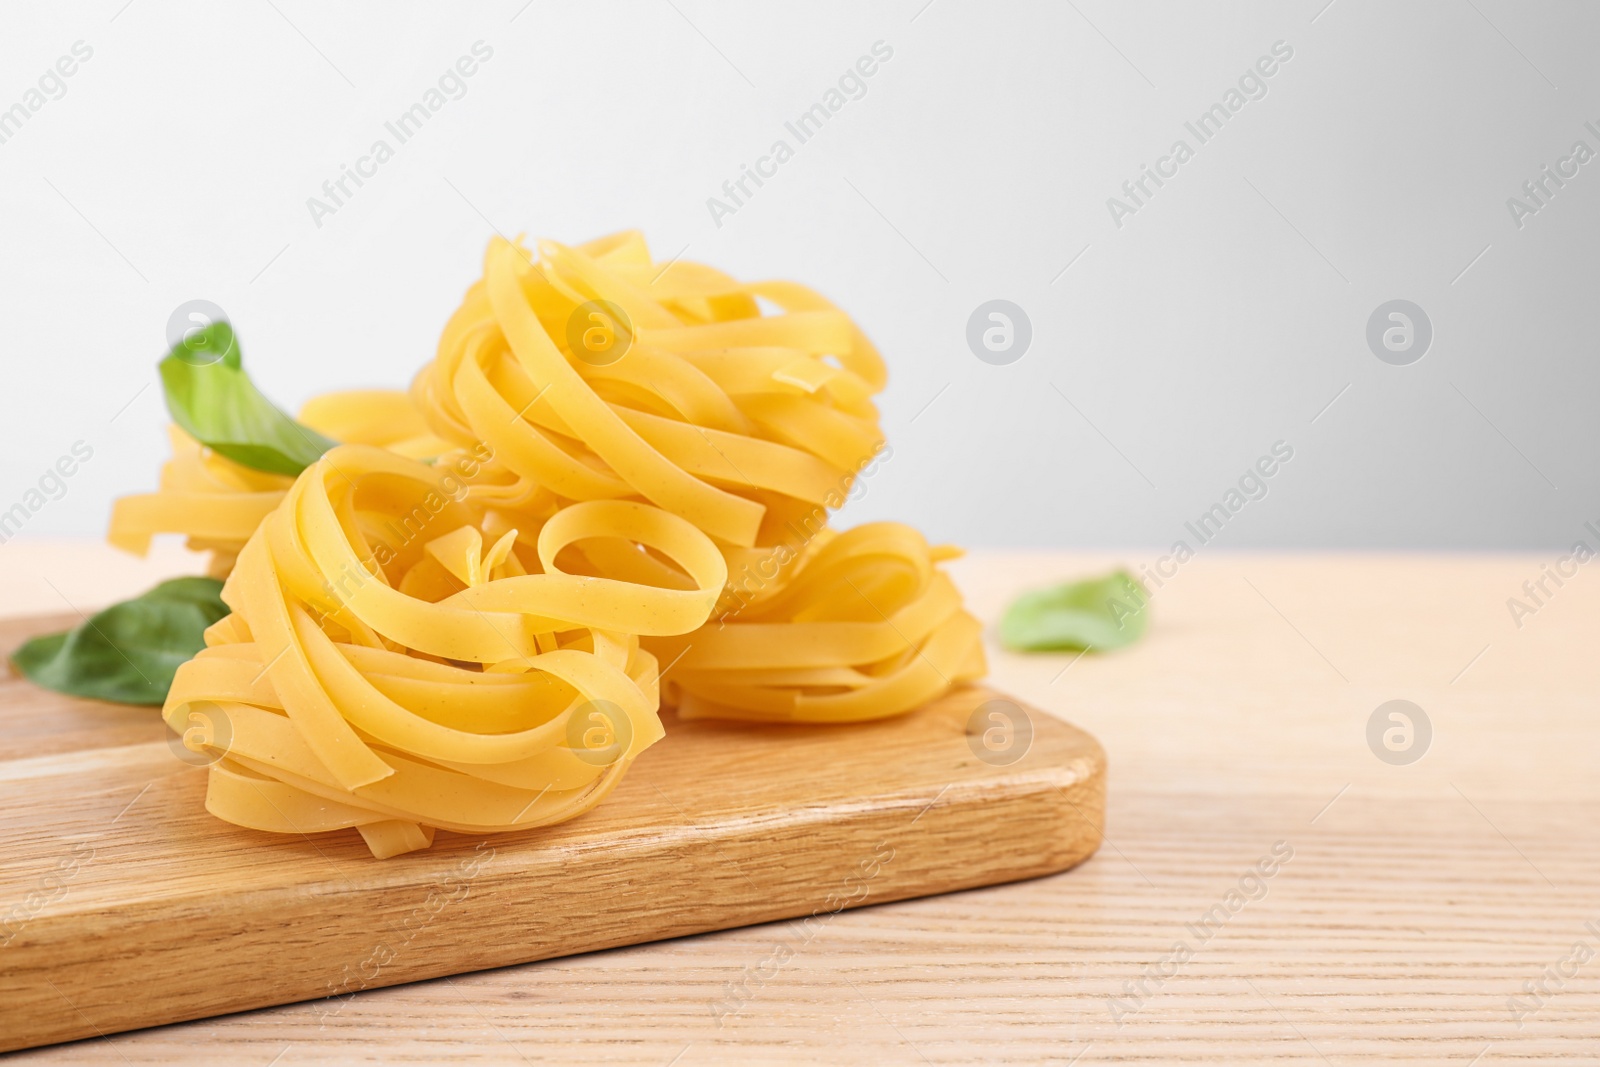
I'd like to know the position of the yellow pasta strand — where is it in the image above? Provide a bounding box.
[645,524,986,723]
[411,234,888,550]
[163,444,725,857]
[411,232,983,724]
[109,389,451,574]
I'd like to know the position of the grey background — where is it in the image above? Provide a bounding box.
[1,0,1593,550]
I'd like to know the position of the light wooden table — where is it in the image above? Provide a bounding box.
[4,542,1596,1065]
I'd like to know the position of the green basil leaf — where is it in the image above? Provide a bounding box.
[159,321,336,477]
[172,315,242,370]
[10,577,229,705]
[999,570,1148,653]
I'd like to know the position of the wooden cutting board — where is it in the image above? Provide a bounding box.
[0,612,1105,1053]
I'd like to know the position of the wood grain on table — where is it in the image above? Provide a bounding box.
[2,542,1596,1065]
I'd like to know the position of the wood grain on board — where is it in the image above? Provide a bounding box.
[0,603,1103,1053]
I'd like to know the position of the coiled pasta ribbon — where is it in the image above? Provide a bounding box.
[646,523,986,723]
[110,390,448,576]
[412,231,888,558]
[412,232,984,723]
[163,444,726,857]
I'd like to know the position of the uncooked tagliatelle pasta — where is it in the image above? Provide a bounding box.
[413,231,887,555]
[110,390,449,576]
[109,424,288,578]
[643,524,985,723]
[163,444,727,857]
[149,230,987,855]
[411,231,985,723]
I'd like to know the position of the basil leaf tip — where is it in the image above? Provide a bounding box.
[999,569,1148,653]
[159,320,336,477]
[10,576,229,705]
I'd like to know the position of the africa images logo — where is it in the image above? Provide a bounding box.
[1105,40,1294,229]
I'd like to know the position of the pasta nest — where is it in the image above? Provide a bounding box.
[152,231,986,856]
[164,444,726,857]
[412,232,986,724]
